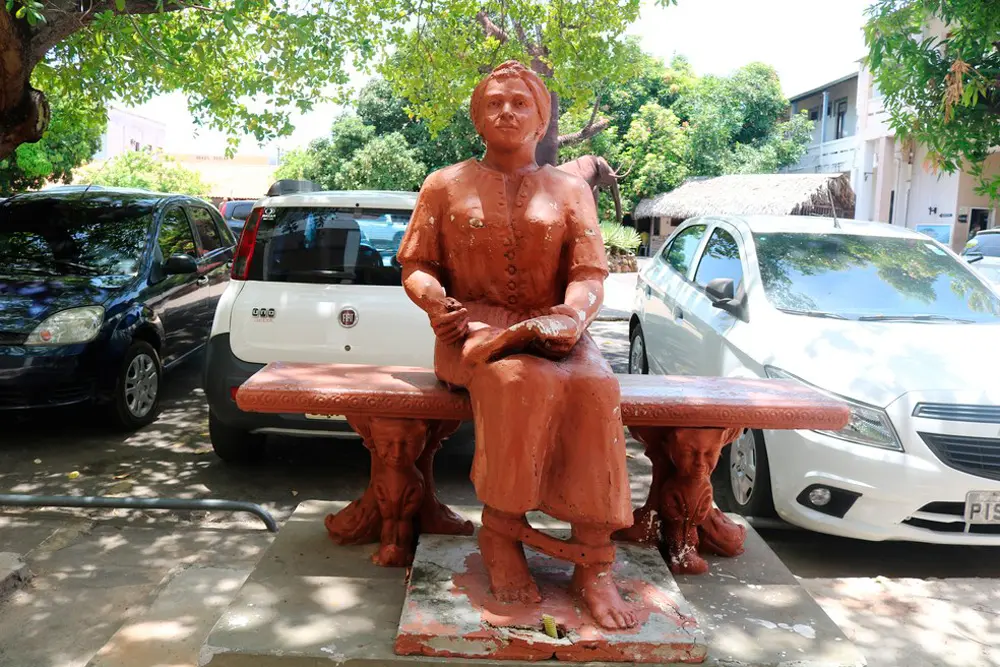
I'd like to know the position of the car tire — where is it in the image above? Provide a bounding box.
[209,411,266,464]
[713,428,776,518]
[628,325,649,374]
[109,341,162,431]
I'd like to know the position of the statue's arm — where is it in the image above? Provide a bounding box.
[397,174,468,344]
[558,177,610,330]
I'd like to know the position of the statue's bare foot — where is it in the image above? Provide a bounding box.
[667,544,709,575]
[571,565,638,630]
[420,500,474,536]
[479,527,541,604]
[612,506,660,546]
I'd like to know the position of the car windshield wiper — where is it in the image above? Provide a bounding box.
[857,314,974,323]
[777,308,849,320]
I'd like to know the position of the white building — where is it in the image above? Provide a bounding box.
[853,57,999,252]
[94,107,167,160]
[783,19,999,253]
[782,73,860,177]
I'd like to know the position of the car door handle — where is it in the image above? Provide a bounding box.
[197,276,209,286]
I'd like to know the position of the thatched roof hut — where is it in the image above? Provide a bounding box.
[634,172,856,221]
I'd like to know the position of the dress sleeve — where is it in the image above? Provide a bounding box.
[566,178,609,281]
[396,173,443,268]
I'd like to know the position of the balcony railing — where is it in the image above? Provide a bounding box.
[781,136,857,175]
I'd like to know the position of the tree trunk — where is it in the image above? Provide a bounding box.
[535,91,559,166]
[0,7,48,162]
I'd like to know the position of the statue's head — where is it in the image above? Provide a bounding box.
[470,60,551,151]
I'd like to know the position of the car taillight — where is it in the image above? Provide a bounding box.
[219,201,228,217]
[232,207,264,280]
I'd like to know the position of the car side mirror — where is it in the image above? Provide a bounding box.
[706,277,748,322]
[163,254,198,275]
[706,278,735,302]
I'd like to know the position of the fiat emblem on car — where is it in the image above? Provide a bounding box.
[338,307,359,328]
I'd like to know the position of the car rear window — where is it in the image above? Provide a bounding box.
[964,232,1000,257]
[246,206,412,285]
[228,201,253,221]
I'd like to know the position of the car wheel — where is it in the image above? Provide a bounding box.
[714,428,776,517]
[628,325,649,374]
[109,341,162,430]
[209,411,266,464]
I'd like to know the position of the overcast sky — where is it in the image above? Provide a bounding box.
[129,0,875,158]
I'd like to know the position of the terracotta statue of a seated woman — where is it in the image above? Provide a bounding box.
[396,61,637,630]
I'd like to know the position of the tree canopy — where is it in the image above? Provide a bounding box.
[76,150,209,195]
[1,0,355,161]
[865,0,1000,198]
[0,97,104,194]
[345,0,676,164]
[277,54,811,220]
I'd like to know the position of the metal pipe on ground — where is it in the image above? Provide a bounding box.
[0,494,279,533]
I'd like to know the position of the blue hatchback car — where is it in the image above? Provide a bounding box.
[0,186,236,429]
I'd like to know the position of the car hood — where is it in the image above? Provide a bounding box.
[757,315,1000,407]
[0,274,128,334]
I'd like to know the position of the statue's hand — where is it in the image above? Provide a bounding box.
[531,310,583,358]
[428,298,469,345]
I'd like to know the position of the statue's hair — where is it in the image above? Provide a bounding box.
[470,60,551,140]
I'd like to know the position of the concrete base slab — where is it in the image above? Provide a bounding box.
[0,553,30,598]
[86,566,250,667]
[200,501,865,667]
[395,535,706,663]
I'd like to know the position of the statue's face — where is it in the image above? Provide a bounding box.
[480,77,542,150]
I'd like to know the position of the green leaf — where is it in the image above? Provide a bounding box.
[114,0,125,10]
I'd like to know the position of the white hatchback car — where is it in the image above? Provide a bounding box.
[203,190,440,462]
[629,215,1000,544]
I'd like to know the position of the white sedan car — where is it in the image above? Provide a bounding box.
[629,214,1000,544]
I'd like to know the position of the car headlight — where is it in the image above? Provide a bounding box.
[764,366,903,451]
[25,306,105,346]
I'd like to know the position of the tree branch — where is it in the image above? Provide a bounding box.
[126,12,177,64]
[558,118,610,147]
[476,10,508,43]
[557,92,606,147]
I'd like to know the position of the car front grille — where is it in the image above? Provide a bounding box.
[918,432,1000,482]
[913,403,1000,424]
[0,331,26,345]
[902,502,1000,535]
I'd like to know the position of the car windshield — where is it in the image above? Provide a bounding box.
[247,206,412,284]
[973,263,1000,285]
[964,232,1000,258]
[0,197,154,277]
[753,232,1000,323]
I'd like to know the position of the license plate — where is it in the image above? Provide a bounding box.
[964,491,1000,524]
[304,414,346,421]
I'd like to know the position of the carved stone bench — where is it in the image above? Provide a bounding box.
[236,363,848,574]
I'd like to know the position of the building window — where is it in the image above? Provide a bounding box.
[809,106,820,122]
[834,98,849,139]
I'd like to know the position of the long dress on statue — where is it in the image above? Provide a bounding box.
[396,159,632,530]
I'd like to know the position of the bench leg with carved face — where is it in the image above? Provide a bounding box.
[618,426,746,574]
[324,416,468,567]
[660,427,744,574]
